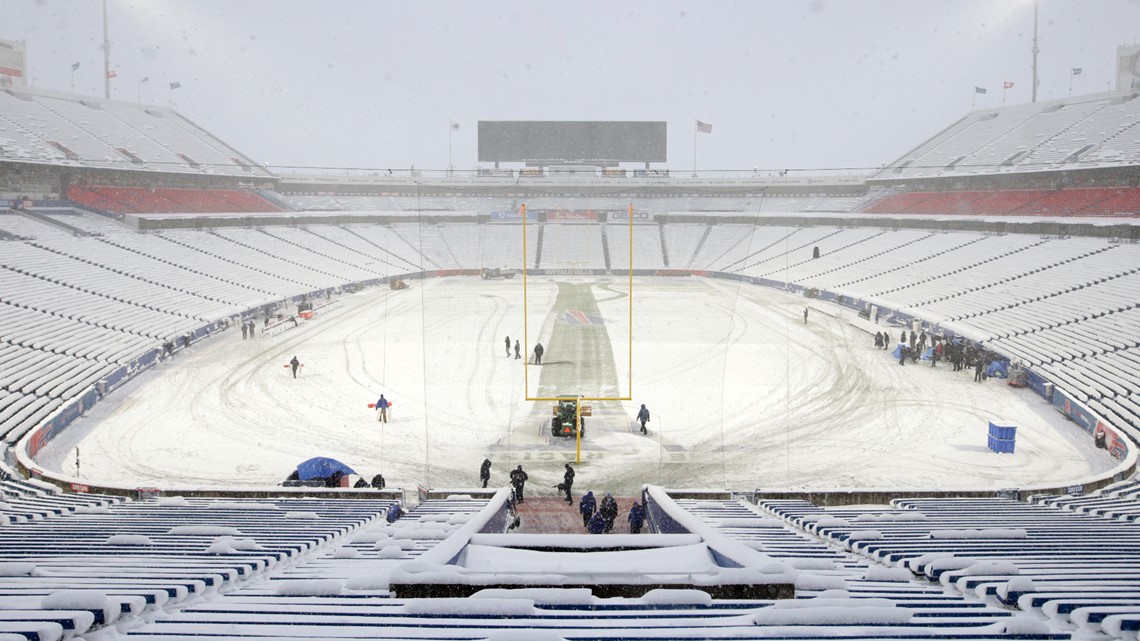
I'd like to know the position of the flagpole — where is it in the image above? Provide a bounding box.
[692,119,697,178]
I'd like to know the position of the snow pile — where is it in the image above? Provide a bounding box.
[926,557,979,576]
[741,541,767,551]
[168,525,243,536]
[907,552,955,572]
[353,531,391,543]
[929,528,1027,539]
[74,504,111,514]
[333,548,359,559]
[208,501,278,510]
[376,545,408,559]
[862,567,914,582]
[156,496,190,507]
[41,589,116,624]
[846,530,883,541]
[959,561,1020,576]
[206,536,265,553]
[752,597,912,626]
[694,501,726,509]
[0,562,35,576]
[345,573,391,590]
[641,589,713,606]
[793,574,849,591]
[106,534,153,546]
[473,588,595,605]
[0,514,8,526]
[812,517,850,528]
[402,598,535,616]
[997,577,1036,600]
[284,511,320,519]
[275,579,343,596]
[421,514,451,523]
[445,494,474,501]
[447,515,471,525]
[377,538,416,550]
[392,527,451,540]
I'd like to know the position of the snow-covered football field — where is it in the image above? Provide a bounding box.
[37,276,1111,496]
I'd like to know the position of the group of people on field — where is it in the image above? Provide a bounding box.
[873,328,1000,382]
[504,336,544,364]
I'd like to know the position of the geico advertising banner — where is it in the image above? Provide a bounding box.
[610,210,655,223]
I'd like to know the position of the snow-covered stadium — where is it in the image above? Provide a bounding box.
[5,40,1140,641]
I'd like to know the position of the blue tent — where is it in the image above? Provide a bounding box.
[296,456,356,481]
[985,360,1009,379]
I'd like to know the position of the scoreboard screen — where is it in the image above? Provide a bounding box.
[478,121,667,163]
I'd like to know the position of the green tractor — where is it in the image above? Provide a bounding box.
[551,396,590,438]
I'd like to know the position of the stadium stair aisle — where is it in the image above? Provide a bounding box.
[513,495,625,534]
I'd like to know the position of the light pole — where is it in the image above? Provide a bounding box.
[1031,0,1039,103]
[448,121,459,176]
[102,0,112,99]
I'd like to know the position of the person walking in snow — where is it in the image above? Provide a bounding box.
[561,463,575,503]
[479,458,492,488]
[587,511,606,534]
[509,465,529,503]
[533,342,544,365]
[803,307,809,324]
[599,493,618,533]
[628,501,646,534]
[514,340,521,360]
[579,491,596,527]
[241,322,248,340]
[504,335,511,357]
[289,355,301,378]
[636,404,651,435]
[874,332,882,349]
[375,394,390,423]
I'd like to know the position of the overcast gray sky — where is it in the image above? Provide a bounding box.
[4,0,1139,173]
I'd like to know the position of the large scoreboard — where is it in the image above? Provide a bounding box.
[478,121,666,164]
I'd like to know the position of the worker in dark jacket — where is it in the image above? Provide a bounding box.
[579,491,596,527]
[561,463,575,503]
[479,459,492,488]
[628,501,646,534]
[599,493,618,533]
[636,404,650,435]
[289,356,301,378]
[533,342,544,365]
[587,511,606,534]
[509,465,529,503]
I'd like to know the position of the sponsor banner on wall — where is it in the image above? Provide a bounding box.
[611,210,655,223]
[490,210,537,222]
[546,210,598,222]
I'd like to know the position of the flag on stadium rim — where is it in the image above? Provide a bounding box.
[169,81,181,90]
[71,62,80,71]
[106,70,117,79]
[696,120,712,134]
[974,87,987,94]
[1003,81,1014,89]
[1072,67,1083,75]
[450,121,460,131]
